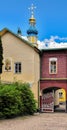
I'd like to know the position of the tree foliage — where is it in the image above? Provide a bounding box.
[0,36,3,74]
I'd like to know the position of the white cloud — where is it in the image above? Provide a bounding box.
[47,35,67,41]
[37,36,67,49]
[20,35,28,41]
[37,40,46,49]
[19,35,67,49]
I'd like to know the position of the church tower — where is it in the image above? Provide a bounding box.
[27,4,38,47]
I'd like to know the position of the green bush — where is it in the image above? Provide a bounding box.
[0,84,24,118]
[0,36,3,74]
[14,82,37,115]
[0,82,37,119]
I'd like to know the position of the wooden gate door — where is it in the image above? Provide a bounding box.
[41,92,54,112]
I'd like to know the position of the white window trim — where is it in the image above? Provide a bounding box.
[49,58,57,61]
[14,62,22,74]
[49,58,57,74]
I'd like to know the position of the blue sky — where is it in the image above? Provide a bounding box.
[0,0,67,41]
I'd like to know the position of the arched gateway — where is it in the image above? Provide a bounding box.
[40,87,66,112]
[40,48,67,112]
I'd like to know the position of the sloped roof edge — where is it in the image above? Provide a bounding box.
[0,28,40,53]
[41,47,67,52]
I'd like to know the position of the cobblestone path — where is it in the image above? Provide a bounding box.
[0,113,67,130]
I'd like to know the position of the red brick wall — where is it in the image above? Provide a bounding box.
[40,80,67,91]
[40,50,67,78]
[40,49,67,100]
[40,49,67,107]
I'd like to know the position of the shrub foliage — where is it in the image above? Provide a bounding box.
[0,37,3,74]
[0,82,37,118]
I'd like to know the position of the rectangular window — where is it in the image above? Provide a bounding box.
[15,62,22,73]
[49,58,57,74]
[59,92,63,99]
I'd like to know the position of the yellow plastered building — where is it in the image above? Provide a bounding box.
[0,28,40,103]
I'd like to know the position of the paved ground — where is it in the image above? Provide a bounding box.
[0,113,67,130]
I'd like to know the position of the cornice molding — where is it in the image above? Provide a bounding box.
[40,78,67,81]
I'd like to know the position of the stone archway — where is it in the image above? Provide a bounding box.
[54,88,66,112]
[40,87,66,112]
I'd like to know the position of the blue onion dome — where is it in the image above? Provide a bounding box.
[27,25,38,35]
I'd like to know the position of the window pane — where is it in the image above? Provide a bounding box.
[59,92,63,98]
[19,63,21,72]
[50,61,56,74]
[15,63,21,73]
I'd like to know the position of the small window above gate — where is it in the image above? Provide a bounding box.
[49,58,57,74]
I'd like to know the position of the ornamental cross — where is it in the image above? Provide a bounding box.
[28,4,36,17]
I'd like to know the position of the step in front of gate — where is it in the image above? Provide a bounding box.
[41,108,54,112]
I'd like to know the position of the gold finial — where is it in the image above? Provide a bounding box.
[28,4,36,17]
